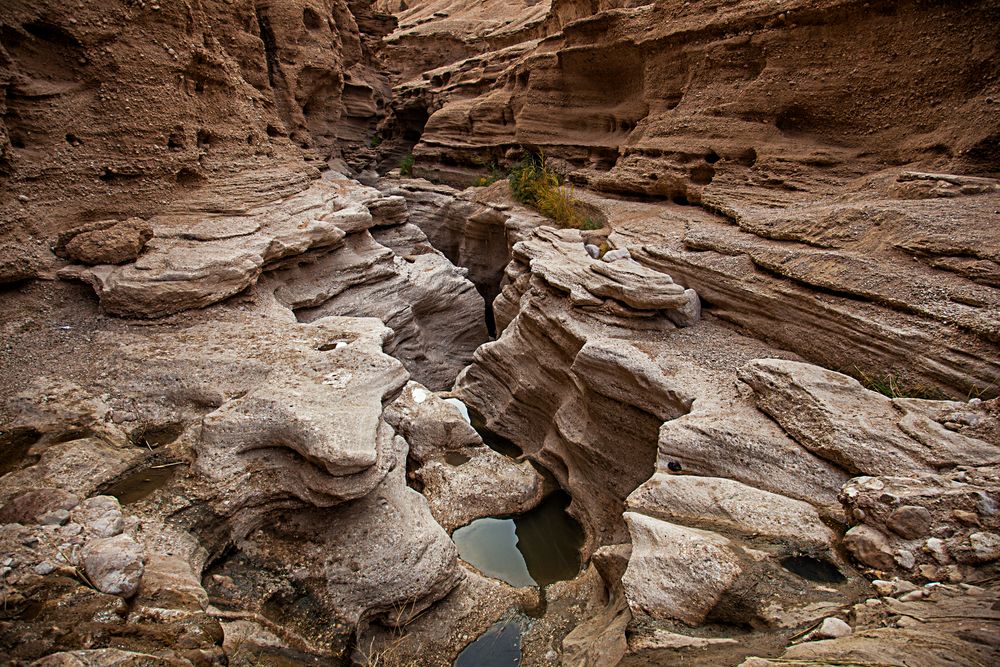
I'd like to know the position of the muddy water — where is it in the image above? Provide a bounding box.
[102,463,180,505]
[452,490,584,589]
[449,399,585,665]
[453,618,524,667]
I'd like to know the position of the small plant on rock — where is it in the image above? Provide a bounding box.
[855,368,942,400]
[399,153,415,177]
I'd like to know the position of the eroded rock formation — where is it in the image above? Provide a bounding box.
[2,0,999,665]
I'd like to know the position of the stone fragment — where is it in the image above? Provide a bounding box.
[887,505,932,539]
[665,288,701,327]
[627,473,835,548]
[812,617,852,639]
[81,533,145,598]
[70,496,124,539]
[872,579,894,596]
[383,382,481,461]
[601,248,631,262]
[622,513,743,625]
[844,525,896,570]
[898,590,928,602]
[38,509,71,526]
[584,243,600,258]
[966,532,1000,563]
[925,537,950,564]
[740,360,999,475]
[54,218,154,265]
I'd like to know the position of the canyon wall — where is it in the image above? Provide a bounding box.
[0,0,394,282]
[1,0,999,666]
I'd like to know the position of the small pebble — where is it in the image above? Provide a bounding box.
[39,509,71,526]
[812,617,852,639]
[897,589,928,602]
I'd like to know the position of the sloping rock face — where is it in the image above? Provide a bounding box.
[0,286,465,661]
[382,0,1000,397]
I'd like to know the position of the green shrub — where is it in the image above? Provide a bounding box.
[473,158,506,187]
[399,153,415,177]
[369,133,383,148]
[855,369,941,399]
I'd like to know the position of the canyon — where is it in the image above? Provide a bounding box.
[0,1,998,666]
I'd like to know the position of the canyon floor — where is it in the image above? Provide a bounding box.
[1,1,999,666]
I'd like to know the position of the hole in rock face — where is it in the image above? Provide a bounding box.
[451,490,584,588]
[100,167,141,182]
[302,7,323,30]
[705,150,720,164]
[672,194,690,206]
[0,428,42,477]
[775,105,813,134]
[266,123,283,138]
[102,463,181,505]
[65,133,81,145]
[24,20,81,48]
[690,164,715,185]
[196,129,213,149]
[175,167,205,185]
[167,131,184,150]
[780,555,845,583]
[736,147,758,167]
[130,422,184,448]
[454,618,523,667]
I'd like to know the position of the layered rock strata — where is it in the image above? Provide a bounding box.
[382,0,1000,397]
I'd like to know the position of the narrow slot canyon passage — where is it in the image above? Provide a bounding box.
[0,1,998,667]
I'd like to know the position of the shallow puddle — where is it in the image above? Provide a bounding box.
[102,463,181,505]
[445,451,471,466]
[452,490,583,588]
[454,618,523,667]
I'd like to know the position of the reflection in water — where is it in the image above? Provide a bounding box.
[514,491,583,587]
[453,517,534,588]
[454,619,523,667]
[444,397,471,423]
[451,491,583,588]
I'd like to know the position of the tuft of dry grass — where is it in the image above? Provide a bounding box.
[507,151,599,230]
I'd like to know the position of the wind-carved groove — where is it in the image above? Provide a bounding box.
[255,7,279,90]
